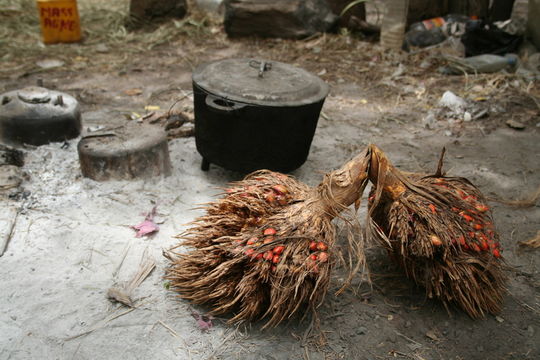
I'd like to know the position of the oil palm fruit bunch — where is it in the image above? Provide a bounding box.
[165,149,370,327]
[365,144,505,318]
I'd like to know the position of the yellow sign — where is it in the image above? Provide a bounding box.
[37,0,81,44]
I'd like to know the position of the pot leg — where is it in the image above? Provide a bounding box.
[201,158,210,171]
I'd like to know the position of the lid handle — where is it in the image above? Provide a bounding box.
[249,60,272,78]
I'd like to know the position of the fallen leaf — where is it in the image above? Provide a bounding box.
[191,310,213,331]
[426,329,440,341]
[144,105,160,111]
[520,230,540,248]
[131,206,159,238]
[125,88,143,96]
[506,119,525,130]
[407,343,422,351]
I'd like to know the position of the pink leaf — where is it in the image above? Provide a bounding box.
[196,317,213,331]
[191,310,213,331]
[131,206,159,238]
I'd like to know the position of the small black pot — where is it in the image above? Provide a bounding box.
[0,86,81,146]
[192,58,329,173]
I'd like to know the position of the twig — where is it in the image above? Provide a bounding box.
[395,331,422,347]
[157,321,194,360]
[158,320,179,337]
[519,230,540,248]
[490,185,540,208]
[167,92,193,115]
[64,307,136,341]
[112,242,131,279]
[0,207,19,257]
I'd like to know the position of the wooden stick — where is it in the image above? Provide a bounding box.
[0,207,19,256]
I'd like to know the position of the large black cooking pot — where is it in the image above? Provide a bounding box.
[192,58,329,173]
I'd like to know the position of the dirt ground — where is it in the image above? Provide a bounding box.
[1,1,539,359]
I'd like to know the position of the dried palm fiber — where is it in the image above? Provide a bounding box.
[365,144,505,318]
[164,150,371,327]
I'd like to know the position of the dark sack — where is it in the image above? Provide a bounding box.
[461,23,523,57]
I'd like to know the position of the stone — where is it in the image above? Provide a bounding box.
[224,0,338,39]
[356,326,367,335]
[130,0,187,22]
[77,123,172,181]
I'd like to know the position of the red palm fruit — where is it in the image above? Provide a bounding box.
[318,252,328,262]
[428,204,437,214]
[434,178,445,184]
[472,244,481,252]
[309,241,318,251]
[264,251,274,261]
[273,246,285,255]
[264,192,276,203]
[264,228,277,236]
[493,249,501,258]
[310,254,317,261]
[246,237,258,245]
[316,242,328,251]
[473,223,483,230]
[430,235,443,246]
[461,213,473,222]
[476,233,487,241]
[271,265,277,272]
[458,235,466,246]
[256,253,264,260]
[480,240,489,251]
[263,236,275,244]
[276,195,288,206]
[244,248,255,257]
[271,184,288,195]
[272,254,280,264]
[475,204,489,212]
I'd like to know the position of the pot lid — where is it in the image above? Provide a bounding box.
[17,87,51,104]
[192,58,329,107]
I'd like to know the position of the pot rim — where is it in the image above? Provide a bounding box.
[192,58,329,107]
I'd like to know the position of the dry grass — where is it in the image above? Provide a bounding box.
[520,230,540,248]
[0,0,214,75]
